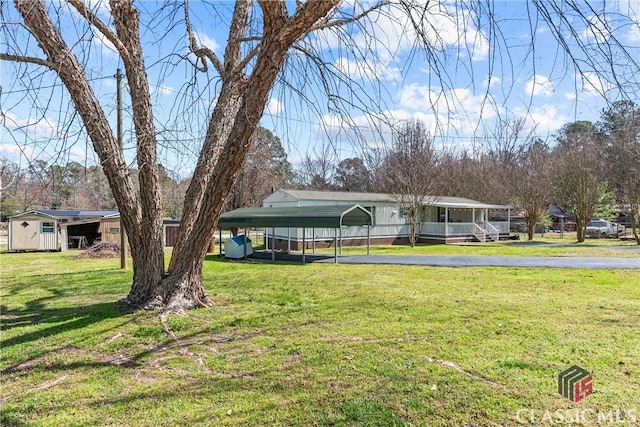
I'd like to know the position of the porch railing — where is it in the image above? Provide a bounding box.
[421,221,508,242]
[484,221,499,242]
[473,222,486,242]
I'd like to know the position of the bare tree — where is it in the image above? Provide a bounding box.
[552,121,612,242]
[598,101,640,244]
[514,139,552,240]
[2,0,347,312]
[377,119,443,246]
[294,141,337,190]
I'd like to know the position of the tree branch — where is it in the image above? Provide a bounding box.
[310,0,388,31]
[66,0,131,63]
[0,53,53,68]
[183,0,224,75]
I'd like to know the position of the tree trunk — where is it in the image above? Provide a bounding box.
[527,221,535,241]
[576,218,587,242]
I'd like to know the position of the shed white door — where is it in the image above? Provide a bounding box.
[12,220,40,250]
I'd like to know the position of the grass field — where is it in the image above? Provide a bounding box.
[1,243,639,426]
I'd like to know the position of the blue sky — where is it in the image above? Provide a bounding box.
[1,0,639,176]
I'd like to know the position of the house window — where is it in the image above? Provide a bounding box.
[109,227,120,234]
[41,222,55,233]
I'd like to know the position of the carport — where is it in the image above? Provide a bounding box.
[217,205,374,263]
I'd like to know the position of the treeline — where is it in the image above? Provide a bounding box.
[2,102,639,243]
[294,101,640,243]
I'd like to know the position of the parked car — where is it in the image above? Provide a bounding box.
[586,219,625,238]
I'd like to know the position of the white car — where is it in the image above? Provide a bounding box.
[586,219,624,238]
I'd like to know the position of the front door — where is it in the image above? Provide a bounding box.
[12,220,39,250]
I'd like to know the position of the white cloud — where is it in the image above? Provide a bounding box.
[3,111,59,138]
[92,31,117,56]
[266,98,284,115]
[565,92,577,101]
[525,74,554,97]
[0,143,33,161]
[580,15,611,44]
[514,104,569,135]
[322,1,488,63]
[334,57,401,82]
[483,76,501,88]
[580,72,613,96]
[195,31,220,53]
[154,85,174,96]
[626,22,640,42]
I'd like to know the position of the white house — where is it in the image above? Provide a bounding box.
[261,189,511,248]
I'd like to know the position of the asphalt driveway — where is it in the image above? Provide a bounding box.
[314,254,640,269]
[249,251,640,269]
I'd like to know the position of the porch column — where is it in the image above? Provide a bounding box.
[472,208,475,224]
[445,207,449,237]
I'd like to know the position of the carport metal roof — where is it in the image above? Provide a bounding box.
[217,205,373,264]
[218,204,373,229]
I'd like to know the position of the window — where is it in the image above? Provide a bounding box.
[109,227,120,234]
[41,222,55,233]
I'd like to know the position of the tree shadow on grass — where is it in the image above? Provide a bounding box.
[0,299,135,350]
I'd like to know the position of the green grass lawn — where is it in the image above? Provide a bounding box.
[1,249,639,426]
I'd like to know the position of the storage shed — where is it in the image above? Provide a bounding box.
[8,211,60,251]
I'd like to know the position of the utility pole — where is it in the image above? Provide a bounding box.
[116,68,127,270]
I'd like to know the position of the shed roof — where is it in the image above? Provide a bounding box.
[218,205,373,229]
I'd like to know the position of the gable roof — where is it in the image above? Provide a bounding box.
[218,205,373,229]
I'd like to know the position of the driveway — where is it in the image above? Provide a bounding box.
[314,254,640,269]
[249,251,640,269]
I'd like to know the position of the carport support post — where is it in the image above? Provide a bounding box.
[219,229,222,256]
[367,225,370,255]
[334,228,337,264]
[312,227,315,254]
[243,230,247,260]
[287,228,291,252]
[272,227,275,261]
[339,226,342,255]
[302,227,306,263]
